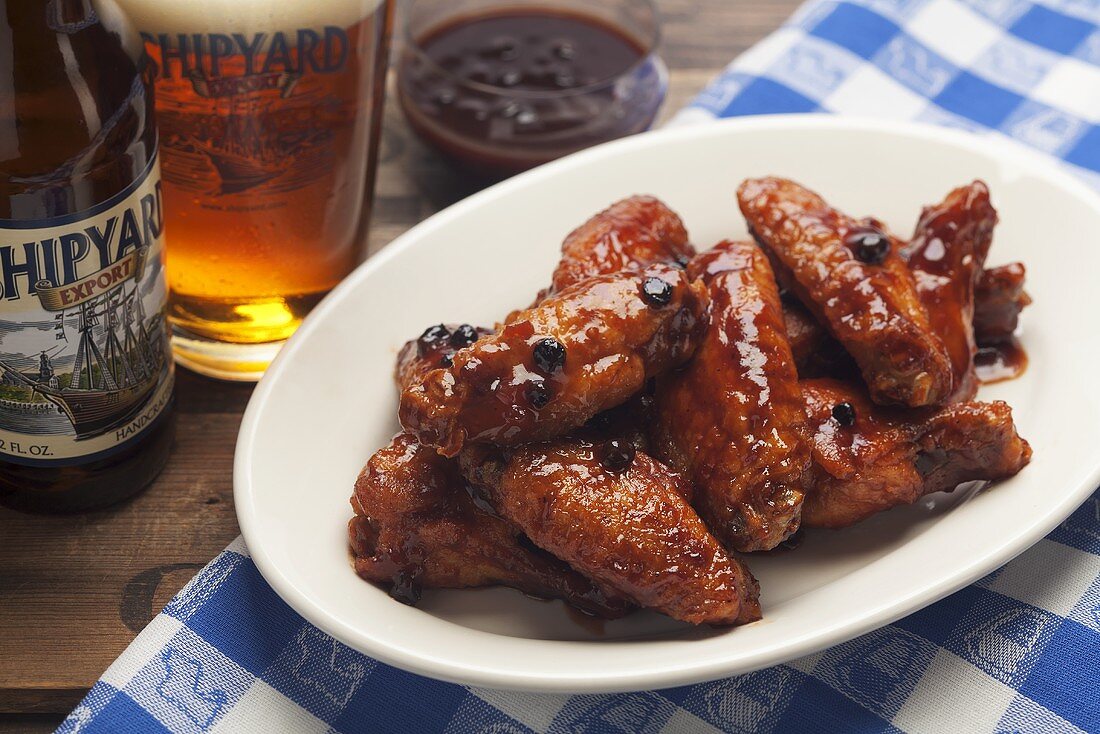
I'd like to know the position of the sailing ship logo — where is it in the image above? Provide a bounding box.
[0,247,167,440]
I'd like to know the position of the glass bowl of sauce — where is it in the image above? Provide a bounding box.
[397,0,667,178]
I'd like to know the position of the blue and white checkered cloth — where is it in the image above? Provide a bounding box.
[60,1,1100,732]
[673,0,1100,188]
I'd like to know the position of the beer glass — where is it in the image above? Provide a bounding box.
[115,0,395,380]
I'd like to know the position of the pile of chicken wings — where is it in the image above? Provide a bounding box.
[348,177,1033,627]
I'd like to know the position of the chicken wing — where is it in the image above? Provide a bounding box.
[784,265,1029,378]
[350,433,630,616]
[800,378,1031,528]
[400,263,709,456]
[548,195,695,295]
[738,177,952,407]
[974,263,1031,344]
[395,322,493,392]
[460,438,761,626]
[904,181,997,402]
[652,240,812,552]
[782,297,856,378]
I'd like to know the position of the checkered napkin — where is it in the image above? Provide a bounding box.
[60,1,1100,732]
[672,0,1100,186]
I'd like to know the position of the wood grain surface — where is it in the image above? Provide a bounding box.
[0,0,799,726]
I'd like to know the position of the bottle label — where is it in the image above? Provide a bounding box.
[0,156,173,466]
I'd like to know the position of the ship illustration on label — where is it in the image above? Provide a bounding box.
[0,247,167,440]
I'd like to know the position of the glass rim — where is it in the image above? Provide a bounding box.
[401,0,663,99]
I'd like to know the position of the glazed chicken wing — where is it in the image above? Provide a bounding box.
[783,297,828,370]
[395,322,494,390]
[350,433,630,617]
[904,181,997,402]
[800,378,1031,528]
[460,438,761,626]
[783,266,1029,378]
[400,263,708,456]
[974,263,1031,344]
[548,195,695,295]
[349,326,631,615]
[652,240,812,552]
[738,177,952,407]
[392,322,731,623]
[782,297,857,378]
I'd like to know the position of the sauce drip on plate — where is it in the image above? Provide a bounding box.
[976,339,1028,384]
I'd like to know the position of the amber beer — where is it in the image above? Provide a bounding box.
[117,0,395,379]
[0,0,176,512]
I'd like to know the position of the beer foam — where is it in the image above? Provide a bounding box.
[112,0,383,40]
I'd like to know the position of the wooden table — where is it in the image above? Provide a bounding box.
[0,1,799,729]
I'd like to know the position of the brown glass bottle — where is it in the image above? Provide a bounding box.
[0,0,176,513]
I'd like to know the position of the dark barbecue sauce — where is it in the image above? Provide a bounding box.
[975,339,1029,384]
[398,9,662,177]
[419,12,643,92]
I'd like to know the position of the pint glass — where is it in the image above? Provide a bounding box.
[116,0,395,380]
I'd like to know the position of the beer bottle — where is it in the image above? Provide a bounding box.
[0,0,176,512]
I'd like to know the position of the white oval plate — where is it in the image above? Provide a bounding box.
[235,115,1100,693]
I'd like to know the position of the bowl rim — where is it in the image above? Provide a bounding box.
[235,113,1100,693]
[399,0,665,98]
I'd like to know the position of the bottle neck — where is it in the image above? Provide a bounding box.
[1,0,154,218]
